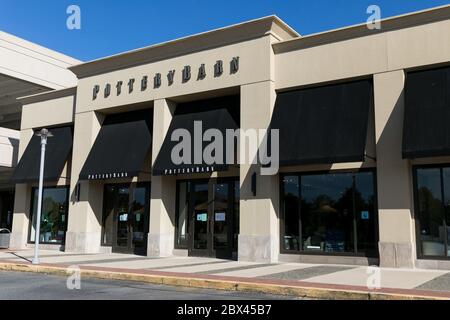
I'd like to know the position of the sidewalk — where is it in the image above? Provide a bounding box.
[0,249,449,300]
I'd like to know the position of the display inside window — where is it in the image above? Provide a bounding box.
[29,187,69,244]
[416,167,450,257]
[282,171,377,256]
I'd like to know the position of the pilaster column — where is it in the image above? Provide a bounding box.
[374,70,415,268]
[65,111,104,253]
[147,98,176,257]
[239,80,279,262]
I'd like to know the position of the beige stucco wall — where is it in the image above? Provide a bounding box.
[0,127,19,168]
[64,111,103,252]
[0,31,80,90]
[274,19,450,90]
[75,36,273,114]
[20,94,75,130]
[374,70,415,268]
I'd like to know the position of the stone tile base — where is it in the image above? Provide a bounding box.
[238,234,278,263]
[173,249,188,257]
[279,253,378,266]
[24,243,63,251]
[415,259,450,270]
[64,231,101,253]
[147,232,174,257]
[379,242,414,268]
[8,232,27,250]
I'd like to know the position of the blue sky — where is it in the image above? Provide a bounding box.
[1,0,449,61]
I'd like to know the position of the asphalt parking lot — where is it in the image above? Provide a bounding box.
[0,271,298,300]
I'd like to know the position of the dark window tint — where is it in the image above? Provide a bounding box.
[301,173,354,253]
[415,167,448,257]
[30,187,69,244]
[282,176,300,251]
[176,182,190,248]
[281,171,377,256]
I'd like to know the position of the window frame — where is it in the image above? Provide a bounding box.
[279,168,379,257]
[413,163,450,260]
[28,185,70,245]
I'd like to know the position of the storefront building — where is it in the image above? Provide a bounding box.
[9,5,450,269]
[0,31,79,233]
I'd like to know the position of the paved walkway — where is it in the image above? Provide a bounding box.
[0,249,449,299]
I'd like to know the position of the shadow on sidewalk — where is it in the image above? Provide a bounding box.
[8,252,32,263]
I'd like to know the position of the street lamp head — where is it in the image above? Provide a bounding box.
[35,128,53,138]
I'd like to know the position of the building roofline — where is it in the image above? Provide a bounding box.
[17,86,77,105]
[0,31,81,89]
[273,4,450,54]
[69,15,299,79]
[0,31,81,66]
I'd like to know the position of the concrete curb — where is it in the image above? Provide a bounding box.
[0,262,446,300]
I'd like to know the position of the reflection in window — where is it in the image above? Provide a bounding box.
[282,171,377,256]
[176,182,189,248]
[30,187,69,244]
[233,181,240,251]
[102,185,116,246]
[282,176,300,251]
[130,187,147,248]
[0,191,14,231]
[101,184,149,249]
[416,167,449,257]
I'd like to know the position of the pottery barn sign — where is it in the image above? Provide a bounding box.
[92,57,239,100]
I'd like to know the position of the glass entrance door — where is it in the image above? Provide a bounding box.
[103,183,150,255]
[115,186,130,250]
[212,182,232,258]
[0,191,14,231]
[192,182,209,252]
[188,179,237,259]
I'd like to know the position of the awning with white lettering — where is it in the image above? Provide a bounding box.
[152,96,239,176]
[79,109,153,180]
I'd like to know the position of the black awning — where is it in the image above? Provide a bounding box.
[402,66,450,159]
[12,126,73,183]
[79,109,152,180]
[153,96,239,176]
[270,80,372,166]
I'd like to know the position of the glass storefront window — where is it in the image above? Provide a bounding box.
[0,191,14,231]
[282,176,300,251]
[354,172,377,253]
[281,171,377,256]
[301,173,354,253]
[233,181,240,251]
[415,167,449,257]
[176,182,190,248]
[29,186,69,244]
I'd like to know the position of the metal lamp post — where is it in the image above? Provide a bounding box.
[32,128,52,265]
